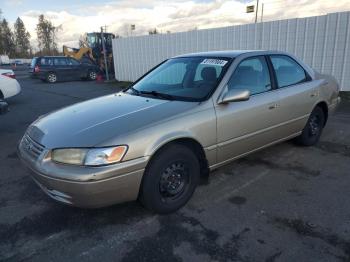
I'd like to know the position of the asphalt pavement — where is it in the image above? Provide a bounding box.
[1,67,350,262]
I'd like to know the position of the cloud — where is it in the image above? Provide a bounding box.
[19,0,350,50]
[5,0,23,7]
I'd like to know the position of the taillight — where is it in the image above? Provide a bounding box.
[34,65,40,73]
[2,72,15,79]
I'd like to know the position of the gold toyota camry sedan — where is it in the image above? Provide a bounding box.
[18,50,341,213]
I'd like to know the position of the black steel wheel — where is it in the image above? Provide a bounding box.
[295,106,325,146]
[139,144,200,214]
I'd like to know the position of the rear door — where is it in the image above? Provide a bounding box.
[268,55,318,137]
[38,57,54,78]
[215,56,281,163]
[53,58,71,80]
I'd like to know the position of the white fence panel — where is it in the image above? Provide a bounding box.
[113,11,350,91]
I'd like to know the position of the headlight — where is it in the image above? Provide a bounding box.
[51,146,128,166]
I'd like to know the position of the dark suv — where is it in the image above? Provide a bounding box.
[29,56,99,83]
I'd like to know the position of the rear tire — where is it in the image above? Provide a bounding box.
[139,144,200,214]
[87,70,97,81]
[295,106,325,146]
[46,72,57,83]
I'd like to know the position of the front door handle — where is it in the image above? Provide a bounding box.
[268,104,278,110]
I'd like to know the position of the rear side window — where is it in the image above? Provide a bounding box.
[270,55,307,88]
[40,57,53,66]
[54,58,68,66]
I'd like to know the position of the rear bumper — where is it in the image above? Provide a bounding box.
[18,142,148,208]
[29,71,39,78]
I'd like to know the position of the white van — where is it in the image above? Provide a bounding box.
[0,55,10,65]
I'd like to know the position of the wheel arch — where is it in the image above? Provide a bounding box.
[46,71,58,82]
[146,137,209,179]
[315,101,328,126]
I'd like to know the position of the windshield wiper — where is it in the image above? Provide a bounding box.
[127,86,140,95]
[139,90,174,100]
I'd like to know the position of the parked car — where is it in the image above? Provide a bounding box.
[18,50,340,213]
[13,59,24,65]
[29,56,99,83]
[0,100,9,115]
[0,69,21,99]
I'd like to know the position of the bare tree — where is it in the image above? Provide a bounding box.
[148,28,159,35]
[36,14,58,55]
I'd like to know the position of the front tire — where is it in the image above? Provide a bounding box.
[139,144,200,214]
[295,106,325,146]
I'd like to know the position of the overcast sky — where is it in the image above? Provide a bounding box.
[1,0,350,49]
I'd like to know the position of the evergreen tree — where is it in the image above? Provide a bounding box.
[0,9,3,54]
[0,18,15,57]
[14,17,31,58]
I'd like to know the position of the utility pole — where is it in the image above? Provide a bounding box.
[261,3,264,23]
[101,26,109,81]
[255,0,259,23]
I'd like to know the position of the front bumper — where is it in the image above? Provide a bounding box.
[18,139,148,208]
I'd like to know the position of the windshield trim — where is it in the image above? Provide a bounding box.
[124,56,233,102]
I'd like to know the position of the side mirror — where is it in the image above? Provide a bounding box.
[219,88,250,104]
[0,100,9,115]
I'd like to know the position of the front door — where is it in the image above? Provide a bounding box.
[215,56,281,164]
[66,58,82,80]
[53,57,71,81]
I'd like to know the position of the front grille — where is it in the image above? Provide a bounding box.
[21,134,45,159]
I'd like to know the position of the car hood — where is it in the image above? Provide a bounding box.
[27,92,197,148]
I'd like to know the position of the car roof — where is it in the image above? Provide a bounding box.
[40,56,67,58]
[173,50,286,59]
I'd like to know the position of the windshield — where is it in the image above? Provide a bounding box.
[128,57,232,101]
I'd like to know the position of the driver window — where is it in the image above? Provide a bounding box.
[228,56,271,95]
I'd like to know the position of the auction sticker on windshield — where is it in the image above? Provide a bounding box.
[200,59,228,66]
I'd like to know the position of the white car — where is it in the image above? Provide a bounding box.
[0,69,21,99]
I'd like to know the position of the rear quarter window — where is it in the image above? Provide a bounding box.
[30,58,37,68]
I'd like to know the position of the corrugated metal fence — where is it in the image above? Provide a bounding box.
[112,11,350,91]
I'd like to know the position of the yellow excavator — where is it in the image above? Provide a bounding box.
[63,32,115,73]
